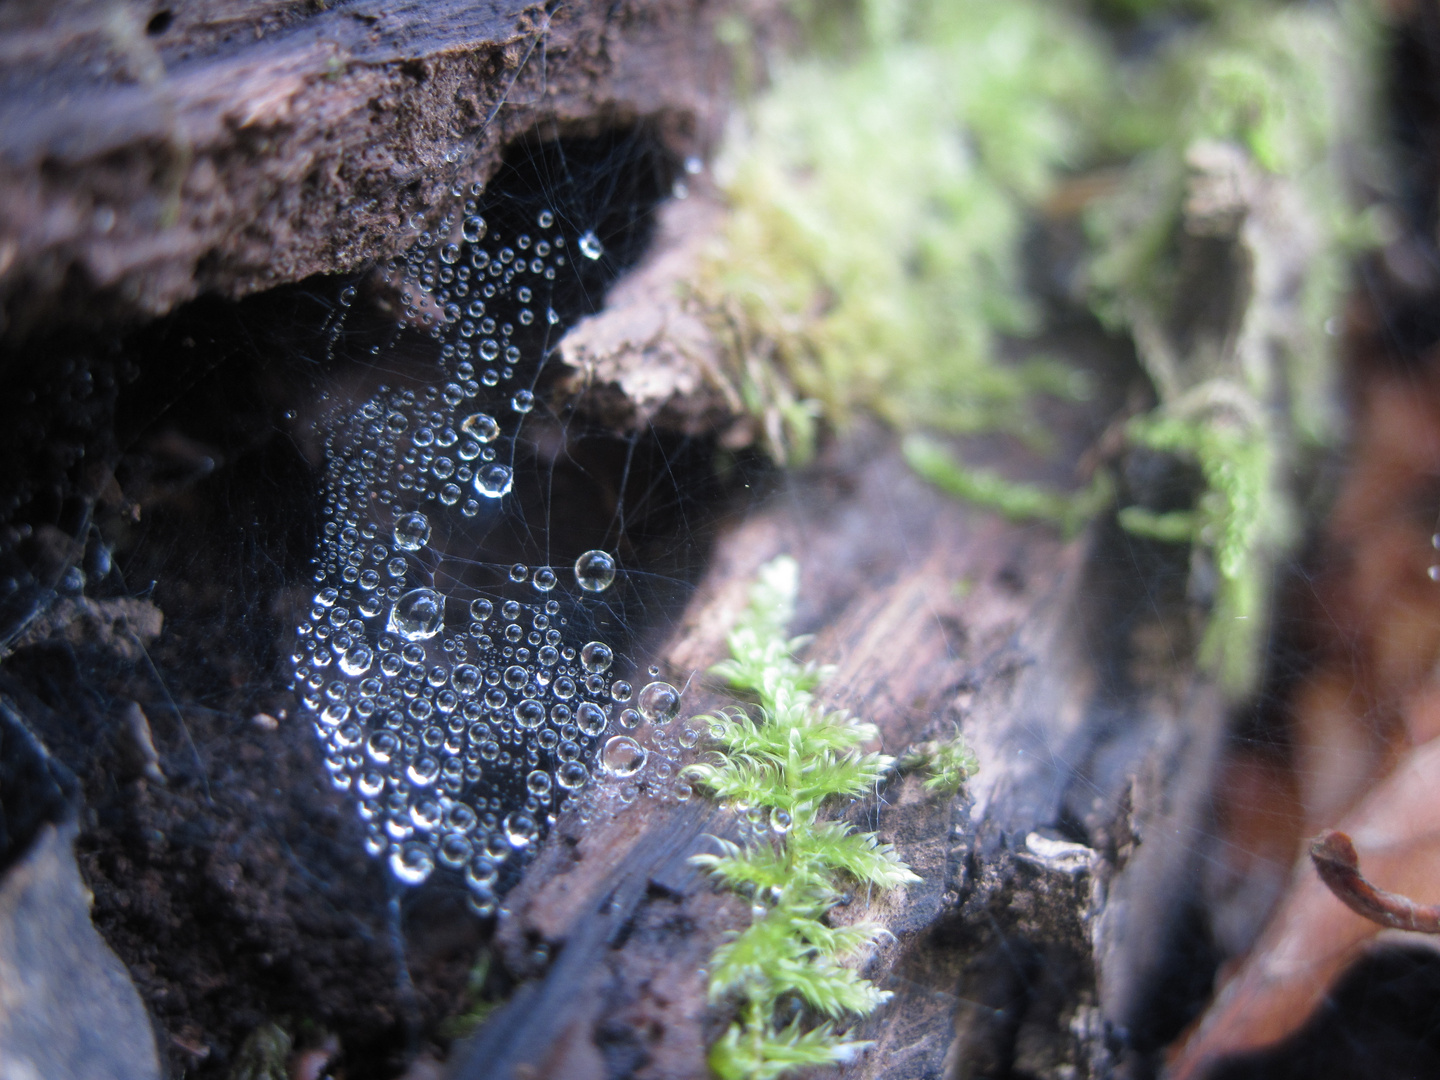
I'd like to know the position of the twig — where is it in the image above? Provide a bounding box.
[1310,830,1440,933]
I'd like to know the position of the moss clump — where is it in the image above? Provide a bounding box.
[699,0,1110,462]
[897,723,981,798]
[688,555,921,1079]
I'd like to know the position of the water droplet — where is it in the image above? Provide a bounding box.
[600,736,647,777]
[340,645,373,677]
[393,510,431,550]
[580,641,613,674]
[637,681,680,724]
[557,761,589,789]
[537,209,554,228]
[574,550,616,592]
[462,215,488,243]
[475,463,513,498]
[390,841,435,884]
[509,563,529,583]
[1429,565,1440,583]
[339,285,357,307]
[770,808,792,834]
[388,587,445,640]
[470,597,493,622]
[460,412,501,443]
[527,770,552,797]
[453,664,481,694]
[438,833,473,867]
[578,230,604,260]
[575,702,607,737]
[514,699,545,729]
[504,812,539,848]
[617,708,641,729]
[512,389,534,413]
[532,567,557,592]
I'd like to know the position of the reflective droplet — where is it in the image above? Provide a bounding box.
[462,215,488,243]
[388,588,445,640]
[575,702,606,737]
[390,841,435,885]
[393,511,430,551]
[339,646,373,677]
[770,808,792,835]
[514,699,545,729]
[460,412,500,443]
[509,563,529,583]
[532,567,557,592]
[470,597,493,622]
[475,463,513,498]
[617,708,641,729]
[512,389,534,414]
[557,761,589,789]
[504,812,539,848]
[637,681,680,724]
[578,230,604,260]
[610,680,632,703]
[574,550,616,592]
[438,832,472,868]
[527,770,552,797]
[537,209,555,228]
[600,735,647,777]
[580,641,613,674]
[452,664,481,694]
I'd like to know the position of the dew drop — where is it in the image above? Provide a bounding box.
[537,209,555,228]
[578,230,604,260]
[504,812,539,848]
[393,511,431,551]
[390,842,435,884]
[770,808,793,835]
[637,681,680,724]
[532,567,557,592]
[527,770,552,797]
[462,215,488,243]
[600,735,647,777]
[470,597,493,622]
[574,550,616,592]
[388,587,445,640]
[339,645,373,677]
[580,641,613,674]
[475,463,513,498]
[514,699,545,729]
[575,702,607,737]
[512,389,535,413]
[557,761,589,789]
[460,412,500,443]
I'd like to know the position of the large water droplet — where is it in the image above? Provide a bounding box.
[390,841,435,885]
[578,231,604,260]
[574,550,616,592]
[600,735,647,778]
[460,412,500,443]
[504,812,539,848]
[475,463,513,498]
[557,761,589,789]
[339,645,373,677]
[388,587,445,640]
[580,641,613,674]
[461,215,488,243]
[393,511,430,551]
[637,681,680,724]
[575,702,607,737]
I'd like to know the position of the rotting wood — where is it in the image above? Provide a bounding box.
[446,419,1231,1079]
[0,0,756,342]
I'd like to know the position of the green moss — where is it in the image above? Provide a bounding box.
[698,0,1110,462]
[903,434,1115,539]
[687,556,920,1078]
[897,724,980,798]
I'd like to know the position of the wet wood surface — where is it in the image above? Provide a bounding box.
[449,426,1228,1079]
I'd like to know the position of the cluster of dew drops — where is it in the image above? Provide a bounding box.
[290,184,688,916]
